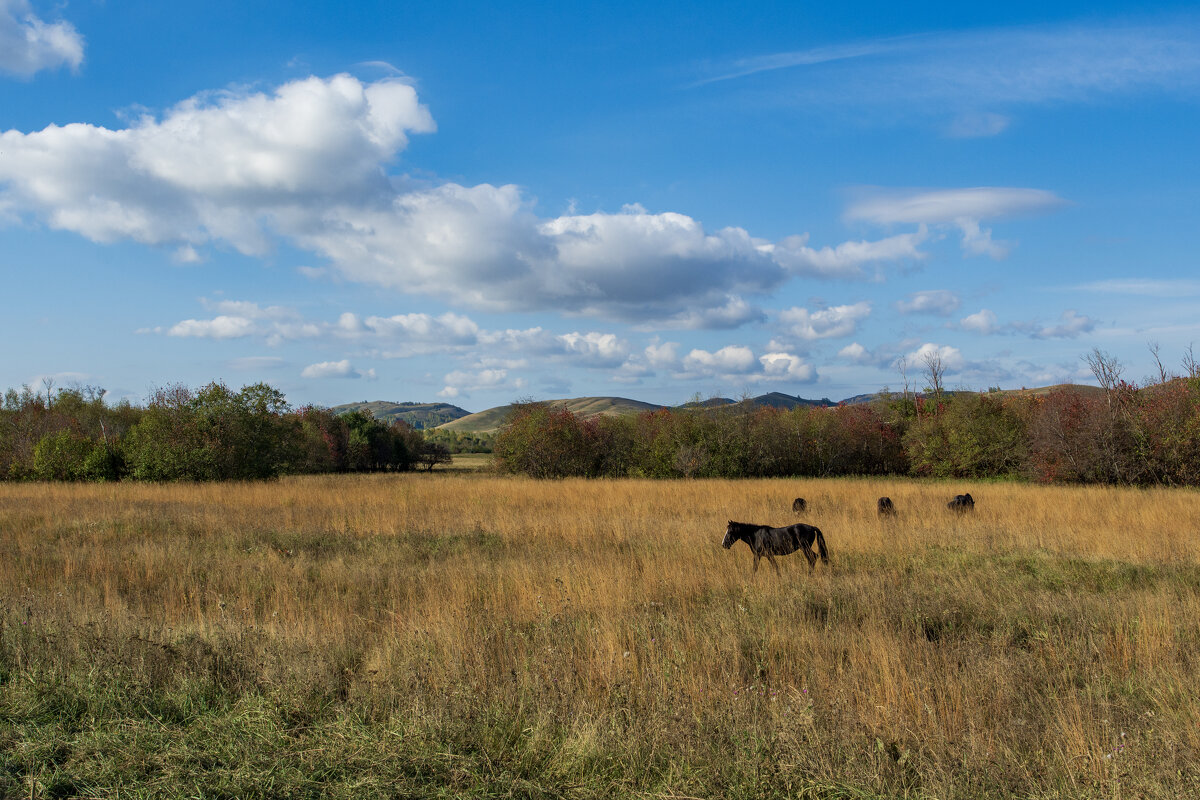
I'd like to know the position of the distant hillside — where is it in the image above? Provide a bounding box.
[409,384,1105,433]
[841,385,1106,404]
[993,383,1105,398]
[840,393,887,405]
[677,393,831,410]
[746,392,834,409]
[330,401,471,429]
[439,396,663,434]
[675,397,735,409]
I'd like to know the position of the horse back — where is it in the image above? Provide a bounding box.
[762,522,817,555]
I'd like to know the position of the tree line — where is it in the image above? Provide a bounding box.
[494,348,1200,486]
[0,381,450,481]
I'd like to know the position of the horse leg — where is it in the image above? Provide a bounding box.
[766,553,781,575]
[802,544,817,571]
[753,553,760,573]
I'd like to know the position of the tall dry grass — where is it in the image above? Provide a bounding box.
[2,475,1199,797]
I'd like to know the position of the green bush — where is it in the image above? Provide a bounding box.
[32,430,93,481]
[905,394,1026,479]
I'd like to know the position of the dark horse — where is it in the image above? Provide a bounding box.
[877,496,897,516]
[947,493,975,513]
[792,497,807,513]
[723,520,829,574]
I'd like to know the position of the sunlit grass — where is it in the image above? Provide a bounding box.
[2,475,1199,797]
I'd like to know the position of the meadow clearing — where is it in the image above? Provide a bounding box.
[2,474,1199,798]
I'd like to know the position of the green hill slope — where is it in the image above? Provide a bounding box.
[410,384,1103,434]
[330,401,471,429]
[438,396,663,433]
[747,392,834,409]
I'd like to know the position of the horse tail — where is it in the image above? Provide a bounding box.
[815,528,829,563]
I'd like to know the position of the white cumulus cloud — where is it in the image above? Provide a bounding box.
[767,229,926,278]
[0,0,83,77]
[0,74,934,326]
[645,341,680,369]
[0,74,434,254]
[1033,310,1095,339]
[759,352,816,381]
[837,342,871,363]
[558,332,630,367]
[650,295,766,330]
[168,315,258,339]
[300,359,375,379]
[960,309,1001,335]
[777,302,871,341]
[438,368,517,398]
[682,345,758,376]
[906,342,966,372]
[896,289,961,316]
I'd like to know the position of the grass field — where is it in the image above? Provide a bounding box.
[2,475,1199,798]
[448,452,494,471]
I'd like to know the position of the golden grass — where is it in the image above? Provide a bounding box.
[3,475,1200,797]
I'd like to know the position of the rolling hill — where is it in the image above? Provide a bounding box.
[745,391,834,409]
[438,396,664,433]
[840,385,1107,405]
[993,383,1105,398]
[339,385,1104,434]
[329,401,471,429]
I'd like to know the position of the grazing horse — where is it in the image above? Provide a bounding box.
[722,520,829,575]
[877,496,897,516]
[792,497,807,513]
[947,493,975,512]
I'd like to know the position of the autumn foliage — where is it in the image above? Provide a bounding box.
[495,379,1200,486]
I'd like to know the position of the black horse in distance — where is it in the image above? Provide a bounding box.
[722,520,829,575]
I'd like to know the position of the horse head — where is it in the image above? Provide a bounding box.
[722,520,737,549]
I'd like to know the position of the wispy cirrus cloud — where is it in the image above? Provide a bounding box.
[690,35,920,87]
[845,186,1066,259]
[229,356,285,371]
[845,187,1064,226]
[692,16,1200,107]
[947,111,1011,139]
[1072,278,1200,297]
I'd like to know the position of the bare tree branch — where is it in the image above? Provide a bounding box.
[895,356,910,411]
[1148,341,1169,384]
[1184,342,1198,379]
[921,350,945,410]
[1084,347,1123,392]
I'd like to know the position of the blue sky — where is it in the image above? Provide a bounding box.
[2,1,1199,411]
